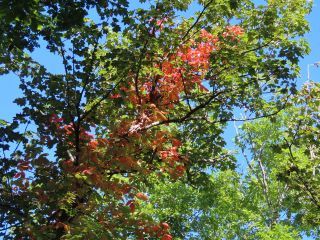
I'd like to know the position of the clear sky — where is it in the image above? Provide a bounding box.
[299,0,320,84]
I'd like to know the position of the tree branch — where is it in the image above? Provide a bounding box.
[181,0,214,41]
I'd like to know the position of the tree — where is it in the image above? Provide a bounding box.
[137,83,320,239]
[0,0,312,239]
[236,82,320,238]
[141,170,303,239]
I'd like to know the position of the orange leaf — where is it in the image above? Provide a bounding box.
[136,192,149,201]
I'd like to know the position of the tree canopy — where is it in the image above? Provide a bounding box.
[0,0,317,239]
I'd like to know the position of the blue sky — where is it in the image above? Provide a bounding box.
[299,0,320,84]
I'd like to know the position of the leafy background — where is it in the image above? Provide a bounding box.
[0,0,319,239]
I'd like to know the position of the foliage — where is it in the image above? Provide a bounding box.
[142,171,302,239]
[236,82,320,238]
[139,83,320,239]
[0,0,313,239]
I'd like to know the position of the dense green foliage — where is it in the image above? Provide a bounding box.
[142,83,320,239]
[0,0,317,239]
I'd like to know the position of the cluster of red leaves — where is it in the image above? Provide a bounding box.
[122,29,218,109]
[92,29,224,182]
[222,25,244,40]
[139,222,172,240]
[47,116,174,236]
[30,25,244,238]
[43,114,94,146]
[88,26,243,237]
[105,26,244,177]
[122,26,243,110]
[80,26,242,238]
[12,160,31,192]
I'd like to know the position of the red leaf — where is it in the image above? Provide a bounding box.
[82,167,95,175]
[110,93,121,99]
[161,222,170,230]
[136,192,149,201]
[161,234,172,240]
[13,172,21,178]
[126,200,135,213]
